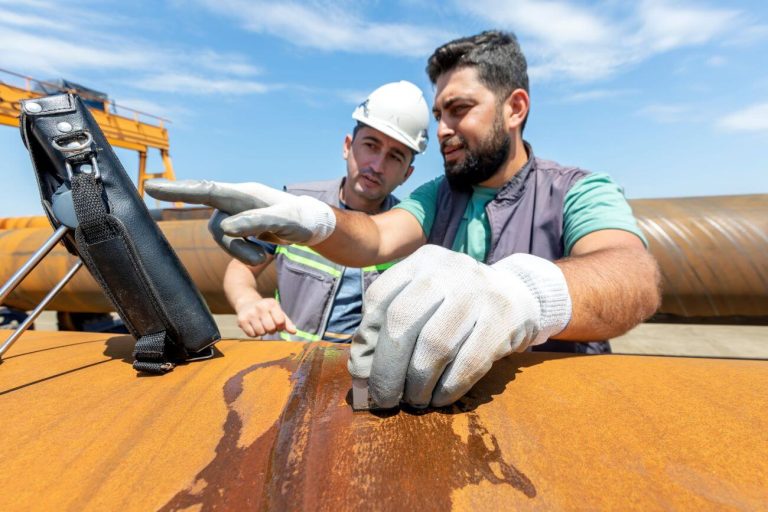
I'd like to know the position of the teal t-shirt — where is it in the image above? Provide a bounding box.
[394,173,646,259]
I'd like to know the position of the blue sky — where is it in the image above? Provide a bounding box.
[0,0,766,217]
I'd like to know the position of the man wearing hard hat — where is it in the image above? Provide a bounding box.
[147,31,660,409]
[221,81,429,342]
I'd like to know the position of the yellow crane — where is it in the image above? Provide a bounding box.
[0,68,177,198]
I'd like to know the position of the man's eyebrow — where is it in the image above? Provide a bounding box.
[432,96,469,114]
[390,147,407,160]
[362,134,406,159]
[361,135,381,144]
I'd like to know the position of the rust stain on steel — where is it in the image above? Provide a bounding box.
[260,345,535,511]
[162,344,534,511]
[159,353,300,511]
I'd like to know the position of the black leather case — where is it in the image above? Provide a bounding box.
[19,94,220,362]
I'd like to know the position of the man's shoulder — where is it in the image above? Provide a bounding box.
[418,175,449,195]
[532,157,592,189]
[533,156,591,176]
[399,176,447,204]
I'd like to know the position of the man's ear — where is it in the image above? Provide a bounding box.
[505,88,529,132]
[343,134,353,160]
[403,165,415,183]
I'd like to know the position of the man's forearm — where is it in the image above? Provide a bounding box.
[313,208,425,267]
[223,258,267,312]
[555,246,661,341]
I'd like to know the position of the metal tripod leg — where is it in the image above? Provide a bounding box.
[0,225,70,305]
[0,226,81,360]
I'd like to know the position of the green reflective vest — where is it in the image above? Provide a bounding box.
[266,178,398,342]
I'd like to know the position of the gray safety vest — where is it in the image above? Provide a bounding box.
[269,178,398,342]
[428,143,610,353]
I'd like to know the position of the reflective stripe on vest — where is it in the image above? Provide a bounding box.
[268,179,401,343]
[280,329,322,342]
[362,261,397,272]
[276,244,396,275]
[275,245,342,277]
[272,244,398,342]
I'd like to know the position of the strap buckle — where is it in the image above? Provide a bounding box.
[65,155,100,181]
[53,131,100,181]
[52,131,93,153]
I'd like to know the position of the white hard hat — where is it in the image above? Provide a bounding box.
[352,81,429,154]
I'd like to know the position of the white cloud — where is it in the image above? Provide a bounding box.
[463,0,615,47]
[335,89,371,105]
[723,24,768,46]
[634,0,739,53]
[133,73,271,95]
[717,102,768,132]
[0,7,68,30]
[192,0,454,58]
[0,28,152,76]
[193,50,262,77]
[636,103,696,124]
[557,88,638,104]
[0,6,267,98]
[455,0,751,83]
[0,0,58,7]
[111,97,191,122]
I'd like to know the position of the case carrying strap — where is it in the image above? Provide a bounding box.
[70,161,176,374]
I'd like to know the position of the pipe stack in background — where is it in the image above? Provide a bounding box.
[0,195,765,324]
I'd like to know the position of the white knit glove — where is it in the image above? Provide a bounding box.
[145,179,336,265]
[349,245,572,408]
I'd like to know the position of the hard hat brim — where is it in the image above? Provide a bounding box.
[352,112,426,154]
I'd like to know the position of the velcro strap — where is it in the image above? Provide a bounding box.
[132,331,175,374]
[71,172,115,244]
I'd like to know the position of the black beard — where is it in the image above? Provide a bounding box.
[443,120,510,191]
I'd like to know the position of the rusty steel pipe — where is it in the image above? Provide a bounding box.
[0,225,69,305]
[0,220,275,314]
[0,194,765,322]
[632,194,768,323]
[0,216,51,229]
[0,260,83,358]
[1,330,767,510]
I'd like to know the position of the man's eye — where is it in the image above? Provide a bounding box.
[453,105,469,116]
[433,112,441,122]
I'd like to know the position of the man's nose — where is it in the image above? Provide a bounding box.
[437,117,454,142]
[367,153,385,173]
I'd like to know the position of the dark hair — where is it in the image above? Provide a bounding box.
[426,30,529,132]
[352,121,364,140]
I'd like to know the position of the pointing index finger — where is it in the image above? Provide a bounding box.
[144,179,289,215]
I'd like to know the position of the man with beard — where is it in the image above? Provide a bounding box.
[147,31,660,409]
[220,81,429,342]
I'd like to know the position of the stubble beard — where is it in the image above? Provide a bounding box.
[443,113,511,191]
[348,168,387,205]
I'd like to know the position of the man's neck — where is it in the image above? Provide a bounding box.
[339,179,385,214]
[477,138,529,189]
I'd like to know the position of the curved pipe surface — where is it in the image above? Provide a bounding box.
[1,331,767,510]
[0,194,765,322]
[0,220,275,314]
[632,194,767,322]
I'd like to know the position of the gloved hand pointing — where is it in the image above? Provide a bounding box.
[145,180,336,265]
[349,245,572,408]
